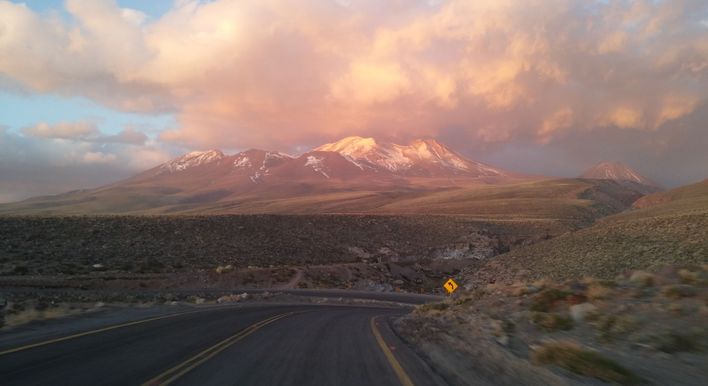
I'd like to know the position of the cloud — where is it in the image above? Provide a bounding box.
[21,121,148,145]
[0,0,707,185]
[82,151,117,164]
[22,121,99,140]
[0,127,173,202]
[102,128,148,144]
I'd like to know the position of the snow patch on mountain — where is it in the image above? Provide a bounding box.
[316,136,378,157]
[161,150,224,173]
[305,155,330,178]
[233,155,252,168]
[315,136,504,176]
[265,151,293,160]
[153,136,510,181]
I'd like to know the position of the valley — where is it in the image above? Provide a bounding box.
[0,136,704,386]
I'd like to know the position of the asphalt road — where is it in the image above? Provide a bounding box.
[0,301,447,385]
[0,287,442,305]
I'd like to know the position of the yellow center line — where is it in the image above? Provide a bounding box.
[0,309,210,357]
[142,311,300,386]
[371,316,415,386]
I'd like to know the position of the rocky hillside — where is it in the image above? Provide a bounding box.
[0,215,556,277]
[396,266,708,385]
[464,180,708,285]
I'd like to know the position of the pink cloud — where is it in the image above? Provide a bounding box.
[0,0,706,153]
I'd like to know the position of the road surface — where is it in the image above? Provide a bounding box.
[0,294,446,386]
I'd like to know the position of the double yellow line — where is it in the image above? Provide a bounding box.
[142,311,297,386]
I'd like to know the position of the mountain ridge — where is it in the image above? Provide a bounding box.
[0,137,665,215]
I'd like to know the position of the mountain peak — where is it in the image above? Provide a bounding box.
[314,136,506,177]
[580,161,659,187]
[161,149,225,173]
[315,136,378,157]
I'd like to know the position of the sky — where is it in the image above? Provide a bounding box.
[0,0,707,202]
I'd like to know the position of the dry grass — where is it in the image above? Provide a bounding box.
[661,284,697,299]
[531,340,641,385]
[466,180,708,284]
[529,288,571,312]
[2,303,87,328]
[531,312,574,332]
[651,331,703,353]
[586,283,614,300]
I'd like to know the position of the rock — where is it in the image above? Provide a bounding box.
[570,302,597,322]
[215,264,234,274]
[629,271,655,287]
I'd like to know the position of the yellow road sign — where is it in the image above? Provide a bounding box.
[443,278,459,294]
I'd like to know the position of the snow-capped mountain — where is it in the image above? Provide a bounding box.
[580,162,659,187]
[315,136,506,177]
[138,136,511,185]
[29,136,527,214]
[159,149,225,173]
[3,137,664,215]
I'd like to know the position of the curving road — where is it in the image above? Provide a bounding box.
[0,295,446,386]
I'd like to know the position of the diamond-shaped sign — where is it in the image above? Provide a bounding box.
[443,278,459,294]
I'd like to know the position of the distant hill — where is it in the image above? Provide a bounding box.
[631,179,708,214]
[580,161,661,193]
[465,179,708,285]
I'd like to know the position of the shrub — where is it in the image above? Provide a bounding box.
[531,312,574,331]
[677,269,699,285]
[652,332,702,353]
[531,340,641,385]
[587,284,613,300]
[661,284,696,299]
[530,288,571,312]
[419,302,449,312]
[595,315,640,342]
[629,271,655,287]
